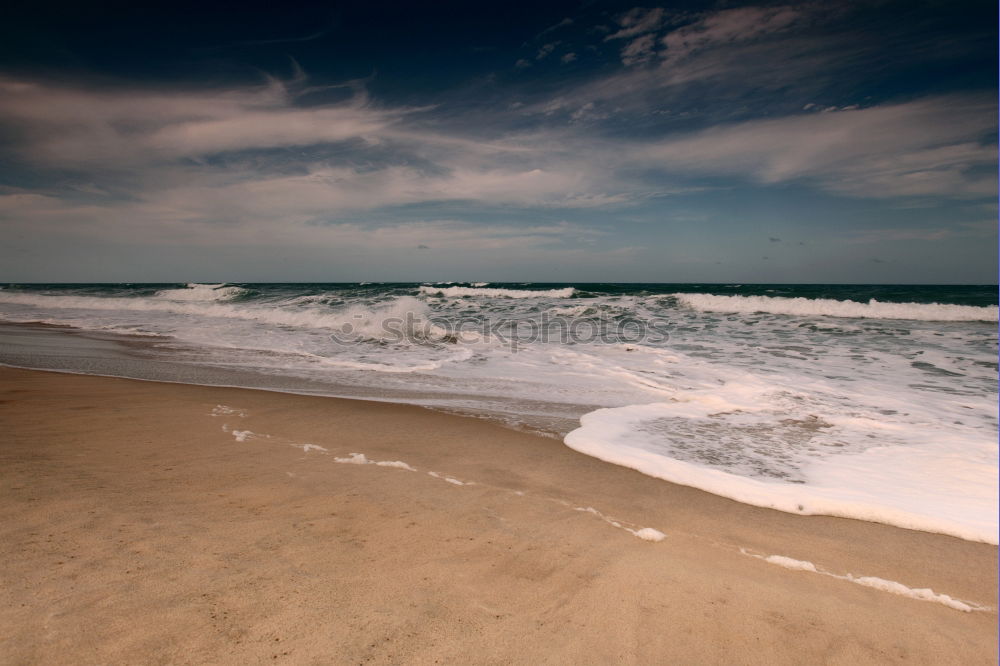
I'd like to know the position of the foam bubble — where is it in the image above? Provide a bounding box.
[630,527,667,542]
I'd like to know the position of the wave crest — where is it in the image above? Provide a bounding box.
[419,285,575,299]
[0,291,446,342]
[675,293,998,321]
[154,283,248,302]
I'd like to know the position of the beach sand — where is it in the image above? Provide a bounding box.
[0,366,996,664]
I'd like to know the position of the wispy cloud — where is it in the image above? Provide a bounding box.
[661,5,808,62]
[0,186,607,252]
[513,3,888,128]
[0,77,395,166]
[846,221,996,244]
[605,8,665,42]
[536,43,559,60]
[619,34,657,66]
[639,96,997,198]
[536,17,573,40]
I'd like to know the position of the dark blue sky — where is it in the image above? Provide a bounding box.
[1,0,996,282]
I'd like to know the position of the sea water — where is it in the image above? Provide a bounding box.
[0,282,995,542]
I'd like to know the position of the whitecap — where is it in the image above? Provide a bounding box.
[674,293,997,322]
[419,286,575,299]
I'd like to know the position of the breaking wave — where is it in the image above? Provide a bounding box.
[0,291,445,341]
[154,283,248,302]
[675,293,998,322]
[419,285,576,299]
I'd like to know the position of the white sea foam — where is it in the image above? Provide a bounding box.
[545,304,592,317]
[277,293,340,306]
[631,527,667,542]
[574,506,666,541]
[375,460,417,471]
[334,452,370,465]
[211,404,246,417]
[675,293,998,321]
[334,452,416,471]
[0,292,447,345]
[303,346,472,374]
[564,396,999,544]
[764,555,818,572]
[844,575,978,612]
[155,283,248,302]
[231,429,255,442]
[741,549,988,612]
[428,471,469,485]
[419,285,576,299]
[296,443,328,453]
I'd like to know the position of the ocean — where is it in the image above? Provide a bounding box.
[0,282,996,543]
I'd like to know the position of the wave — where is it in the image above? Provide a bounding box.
[674,293,998,321]
[277,293,342,307]
[419,286,575,299]
[0,292,447,342]
[154,283,248,302]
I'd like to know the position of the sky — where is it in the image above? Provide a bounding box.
[0,0,996,283]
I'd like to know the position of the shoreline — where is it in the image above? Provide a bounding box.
[1,366,996,663]
[3,354,995,545]
[2,284,997,547]
[0,320,590,436]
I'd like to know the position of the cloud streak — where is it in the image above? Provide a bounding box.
[661,5,807,62]
[640,96,997,198]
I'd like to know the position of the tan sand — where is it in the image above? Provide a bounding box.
[0,366,996,664]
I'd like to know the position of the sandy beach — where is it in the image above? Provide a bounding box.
[0,366,996,664]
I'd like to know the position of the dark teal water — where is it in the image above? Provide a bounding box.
[4,282,997,306]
